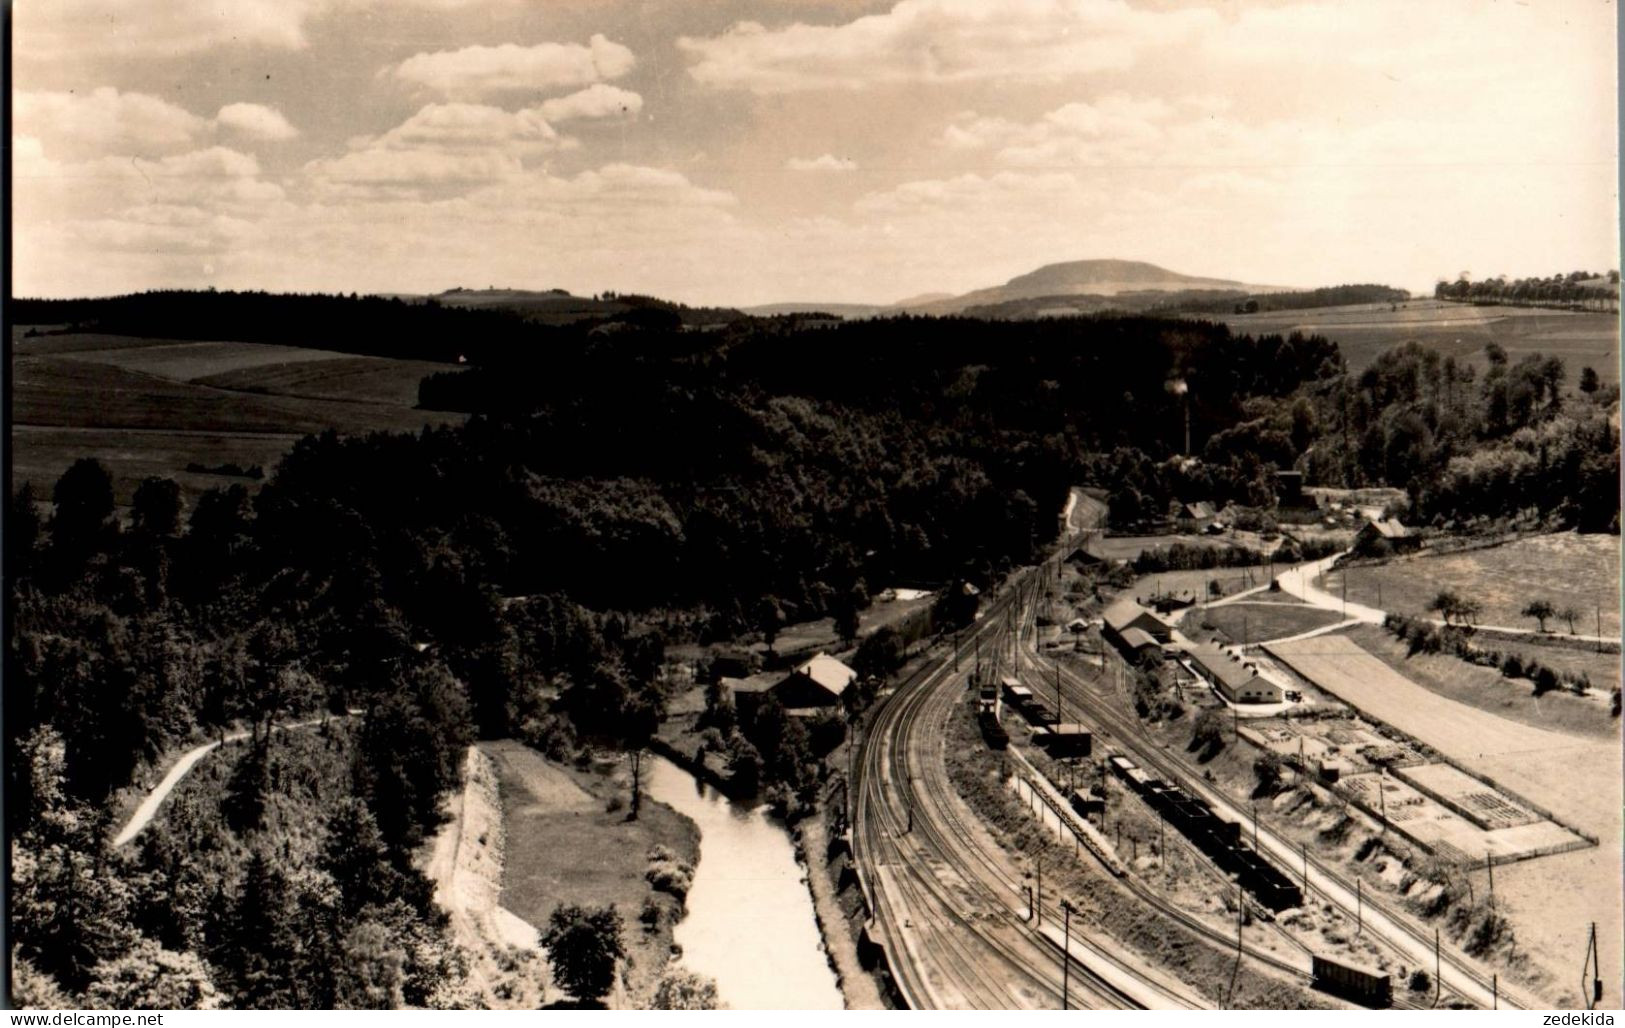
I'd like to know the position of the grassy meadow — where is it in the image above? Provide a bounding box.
[1325,533,1621,637]
[1217,299,1619,384]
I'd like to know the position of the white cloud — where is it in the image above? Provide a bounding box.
[390,35,635,100]
[15,0,315,59]
[678,0,1217,93]
[537,84,644,122]
[306,148,526,190]
[14,0,516,59]
[307,103,574,194]
[14,88,210,159]
[361,103,562,151]
[786,154,858,173]
[216,103,300,141]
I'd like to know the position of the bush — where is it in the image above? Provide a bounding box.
[1409,969,1431,993]
[1191,708,1227,758]
[1500,653,1524,679]
[1531,665,1559,696]
[645,845,694,901]
[1253,752,1285,795]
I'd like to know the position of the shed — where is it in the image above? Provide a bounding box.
[1069,789,1105,816]
[1040,724,1093,757]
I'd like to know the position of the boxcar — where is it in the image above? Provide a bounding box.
[977,709,1009,750]
[1311,954,1392,1008]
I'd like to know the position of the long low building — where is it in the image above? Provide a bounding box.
[1186,641,1281,705]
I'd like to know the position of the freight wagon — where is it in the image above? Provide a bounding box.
[977,708,1010,750]
[1108,755,1302,911]
[1311,954,1393,1008]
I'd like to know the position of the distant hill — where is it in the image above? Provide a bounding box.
[902,259,1285,315]
[962,289,1256,320]
[888,291,956,308]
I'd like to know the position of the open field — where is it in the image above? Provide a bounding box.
[196,355,451,407]
[1124,565,1275,605]
[11,425,299,505]
[1217,300,1619,384]
[1347,625,1617,739]
[1485,840,1624,1009]
[1191,602,1347,645]
[40,338,348,380]
[1264,635,1620,838]
[1326,534,1622,639]
[9,334,465,503]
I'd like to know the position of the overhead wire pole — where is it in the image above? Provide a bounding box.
[1060,899,1074,1010]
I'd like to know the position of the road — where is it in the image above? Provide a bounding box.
[112,716,338,847]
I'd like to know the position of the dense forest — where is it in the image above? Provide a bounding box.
[1297,341,1620,531]
[6,293,1618,1006]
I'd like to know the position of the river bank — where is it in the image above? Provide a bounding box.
[644,755,842,1009]
[795,805,889,1009]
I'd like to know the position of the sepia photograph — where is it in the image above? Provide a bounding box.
[4,0,1621,1013]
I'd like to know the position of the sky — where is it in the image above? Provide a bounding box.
[10,0,1620,305]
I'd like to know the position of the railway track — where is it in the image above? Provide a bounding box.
[1021,627,1528,1009]
[854,584,1186,1009]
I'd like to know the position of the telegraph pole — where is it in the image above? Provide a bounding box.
[1061,899,1075,1010]
[1035,855,1042,927]
[1486,852,1494,905]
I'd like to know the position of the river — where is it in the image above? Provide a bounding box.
[645,755,843,1010]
